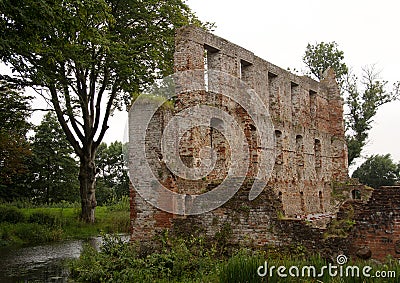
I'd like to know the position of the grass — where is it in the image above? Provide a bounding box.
[0,197,130,246]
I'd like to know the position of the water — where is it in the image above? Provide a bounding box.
[0,235,129,283]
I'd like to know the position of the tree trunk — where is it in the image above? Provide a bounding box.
[79,155,97,223]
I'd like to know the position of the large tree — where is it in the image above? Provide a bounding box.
[352,154,399,189]
[302,42,399,165]
[0,0,206,222]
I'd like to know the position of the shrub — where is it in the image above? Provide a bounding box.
[28,211,60,227]
[0,205,25,223]
[0,222,63,245]
[14,223,63,244]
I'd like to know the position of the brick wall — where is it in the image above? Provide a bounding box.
[349,186,400,260]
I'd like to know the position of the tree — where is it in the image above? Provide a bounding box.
[352,154,399,189]
[0,0,206,222]
[302,42,399,165]
[95,141,129,205]
[303,42,349,87]
[345,67,399,164]
[31,112,79,204]
[0,80,32,200]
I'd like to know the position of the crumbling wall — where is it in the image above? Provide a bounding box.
[129,25,348,244]
[349,186,400,260]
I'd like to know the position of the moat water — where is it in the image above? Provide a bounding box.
[0,235,129,282]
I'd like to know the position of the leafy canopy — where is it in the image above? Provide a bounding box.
[0,80,32,186]
[0,0,206,157]
[303,41,348,86]
[30,112,79,204]
[95,141,129,204]
[352,154,399,189]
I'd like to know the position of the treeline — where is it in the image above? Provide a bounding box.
[0,81,128,205]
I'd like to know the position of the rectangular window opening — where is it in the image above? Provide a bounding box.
[275,130,283,165]
[309,90,317,114]
[240,59,252,80]
[204,44,220,91]
[314,139,322,170]
[295,135,304,167]
[291,82,300,118]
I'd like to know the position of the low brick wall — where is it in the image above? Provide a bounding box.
[349,186,400,260]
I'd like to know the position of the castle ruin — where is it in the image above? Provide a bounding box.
[128,25,350,247]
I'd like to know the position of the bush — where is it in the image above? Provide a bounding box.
[28,211,60,227]
[14,222,63,244]
[0,205,25,223]
[0,222,63,245]
[71,234,220,283]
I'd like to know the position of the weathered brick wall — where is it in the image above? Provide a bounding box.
[349,186,400,260]
[129,25,348,243]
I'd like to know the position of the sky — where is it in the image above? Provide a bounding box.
[183,0,400,171]
[4,0,399,172]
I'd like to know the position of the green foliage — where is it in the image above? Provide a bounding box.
[69,232,400,283]
[352,154,400,189]
[30,112,80,204]
[0,0,207,222]
[219,249,264,283]
[0,81,32,200]
[345,69,399,164]
[95,141,129,205]
[106,195,130,212]
[0,222,63,246]
[0,205,25,223]
[214,223,234,255]
[0,202,129,246]
[324,218,355,239]
[71,233,220,283]
[303,41,349,86]
[28,211,60,227]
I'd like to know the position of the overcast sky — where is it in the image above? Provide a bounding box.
[7,0,399,172]
[182,0,400,171]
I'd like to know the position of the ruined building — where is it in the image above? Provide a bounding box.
[128,25,349,246]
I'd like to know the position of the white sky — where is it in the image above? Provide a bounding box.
[3,0,399,173]
[184,0,400,172]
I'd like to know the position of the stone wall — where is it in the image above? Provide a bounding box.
[129,25,348,244]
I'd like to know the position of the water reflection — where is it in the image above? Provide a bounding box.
[0,235,129,282]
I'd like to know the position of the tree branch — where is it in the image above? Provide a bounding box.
[90,65,110,141]
[49,85,83,157]
[62,65,85,142]
[94,81,118,154]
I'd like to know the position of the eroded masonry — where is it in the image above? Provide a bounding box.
[129,25,349,246]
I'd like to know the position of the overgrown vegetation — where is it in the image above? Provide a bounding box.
[70,234,400,282]
[0,197,129,247]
